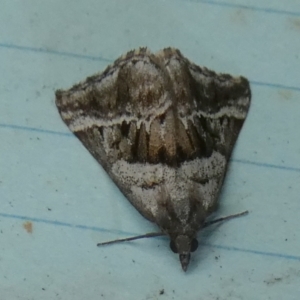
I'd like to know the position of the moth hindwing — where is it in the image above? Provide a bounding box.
[55,47,251,271]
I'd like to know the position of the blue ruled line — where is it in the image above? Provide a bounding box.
[0,212,119,235]
[202,242,300,261]
[232,159,300,174]
[250,80,300,92]
[1,123,299,174]
[188,0,300,17]
[0,42,299,92]
[0,42,112,62]
[1,211,299,261]
[0,123,72,137]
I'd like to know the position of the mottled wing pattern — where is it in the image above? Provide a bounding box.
[56,48,174,221]
[55,47,251,225]
[160,48,251,161]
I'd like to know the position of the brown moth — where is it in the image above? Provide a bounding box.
[55,47,251,271]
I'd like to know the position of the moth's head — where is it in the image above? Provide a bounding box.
[169,235,198,272]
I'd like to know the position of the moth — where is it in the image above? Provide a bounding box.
[55,47,251,271]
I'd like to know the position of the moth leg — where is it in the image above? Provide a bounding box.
[203,210,248,228]
[97,232,165,246]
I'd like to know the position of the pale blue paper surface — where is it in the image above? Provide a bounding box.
[1,1,300,299]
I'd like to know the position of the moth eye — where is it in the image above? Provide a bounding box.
[191,239,198,252]
[170,241,178,253]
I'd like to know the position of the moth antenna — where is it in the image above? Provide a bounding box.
[203,210,248,228]
[97,232,165,246]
